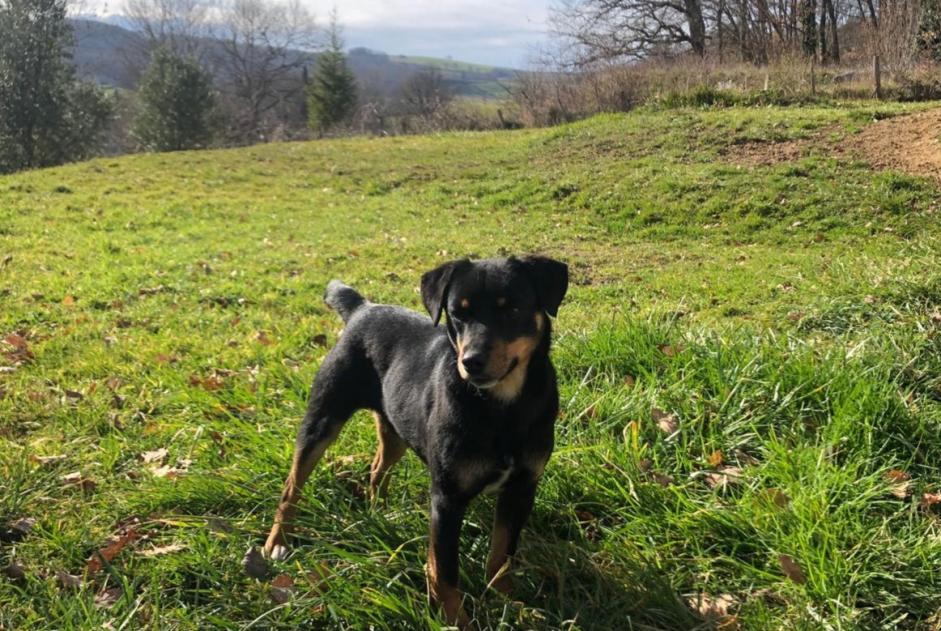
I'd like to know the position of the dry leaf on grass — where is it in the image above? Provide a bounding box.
[56,570,82,589]
[61,471,97,492]
[885,469,911,499]
[141,448,168,464]
[151,465,185,479]
[921,492,941,508]
[762,488,791,509]
[707,450,724,467]
[659,344,683,357]
[94,587,122,608]
[11,518,35,535]
[242,546,270,579]
[189,374,224,391]
[270,573,295,604]
[652,408,678,434]
[778,554,806,584]
[2,333,33,364]
[138,543,185,557]
[86,528,141,574]
[651,472,675,487]
[3,564,26,583]
[32,454,67,465]
[686,592,738,622]
[306,562,330,594]
[256,331,274,346]
[705,467,743,490]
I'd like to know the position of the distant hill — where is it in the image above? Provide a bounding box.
[69,18,517,100]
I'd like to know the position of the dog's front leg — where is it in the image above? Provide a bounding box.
[427,491,471,628]
[486,473,538,595]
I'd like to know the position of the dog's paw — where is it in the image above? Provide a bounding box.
[263,543,291,561]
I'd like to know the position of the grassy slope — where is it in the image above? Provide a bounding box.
[1,102,941,630]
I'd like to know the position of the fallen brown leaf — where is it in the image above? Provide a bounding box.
[94,587,122,608]
[922,492,941,508]
[32,454,67,465]
[762,488,791,509]
[686,592,738,621]
[306,562,331,594]
[652,408,678,434]
[62,295,75,306]
[3,563,26,583]
[778,554,806,584]
[61,471,96,492]
[11,517,35,535]
[3,333,28,350]
[150,464,185,479]
[659,344,683,357]
[886,469,912,499]
[707,450,724,467]
[138,543,185,557]
[270,573,295,603]
[141,448,168,464]
[56,570,82,589]
[651,472,675,487]
[256,331,274,346]
[243,546,270,579]
[86,528,141,574]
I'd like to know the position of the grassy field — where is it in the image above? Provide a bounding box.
[2,101,941,630]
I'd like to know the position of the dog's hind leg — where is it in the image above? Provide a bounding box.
[263,360,362,560]
[369,413,407,501]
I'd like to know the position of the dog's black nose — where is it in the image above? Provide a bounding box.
[461,351,486,376]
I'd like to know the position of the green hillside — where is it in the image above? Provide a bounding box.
[2,103,941,630]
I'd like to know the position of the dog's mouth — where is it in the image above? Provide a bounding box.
[467,357,519,389]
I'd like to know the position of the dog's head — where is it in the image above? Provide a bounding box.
[421,256,568,398]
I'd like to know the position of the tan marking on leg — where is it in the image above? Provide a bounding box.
[427,546,470,628]
[486,521,513,595]
[369,413,407,501]
[264,426,340,558]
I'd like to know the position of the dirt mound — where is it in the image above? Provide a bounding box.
[838,108,941,182]
[724,108,941,183]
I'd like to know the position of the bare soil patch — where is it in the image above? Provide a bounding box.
[837,108,941,182]
[725,108,941,183]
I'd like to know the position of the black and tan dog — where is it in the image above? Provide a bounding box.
[263,255,568,626]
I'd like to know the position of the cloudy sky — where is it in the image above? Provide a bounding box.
[87,0,555,68]
[337,0,552,67]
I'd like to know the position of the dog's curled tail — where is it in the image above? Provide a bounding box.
[324,280,366,322]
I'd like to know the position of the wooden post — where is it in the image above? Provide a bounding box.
[873,55,882,99]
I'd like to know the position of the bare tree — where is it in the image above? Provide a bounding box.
[552,0,709,64]
[123,0,210,57]
[211,0,319,141]
[399,68,453,118]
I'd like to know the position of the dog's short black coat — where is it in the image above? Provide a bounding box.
[264,255,568,627]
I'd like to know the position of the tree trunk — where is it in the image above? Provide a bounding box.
[818,0,828,62]
[824,0,839,62]
[684,0,707,56]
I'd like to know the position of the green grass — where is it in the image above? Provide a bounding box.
[2,101,941,630]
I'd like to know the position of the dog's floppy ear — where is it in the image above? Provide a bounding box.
[421,259,469,326]
[520,255,568,317]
